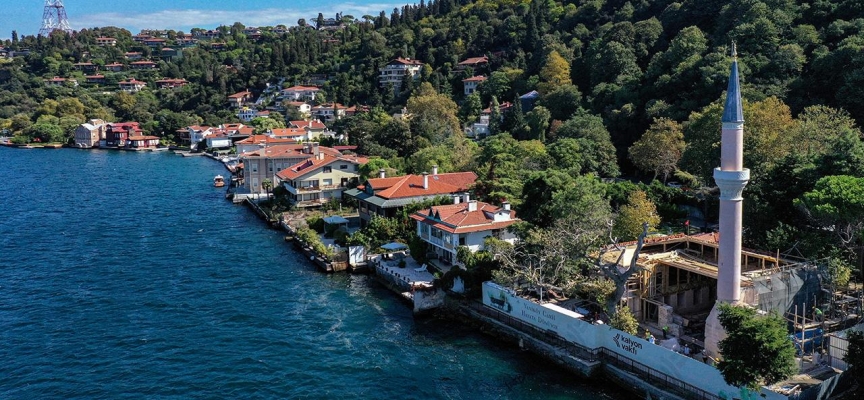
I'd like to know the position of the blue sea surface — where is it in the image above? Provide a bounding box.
[0,147,629,399]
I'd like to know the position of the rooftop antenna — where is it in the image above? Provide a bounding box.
[39,0,73,36]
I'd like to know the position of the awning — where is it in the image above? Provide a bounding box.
[322,215,349,225]
[380,242,408,251]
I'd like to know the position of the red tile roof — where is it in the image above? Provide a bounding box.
[410,201,518,234]
[283,85,320,91]
[462,75,487,83]
[228,91,252,98]
[389,57,423,65]
[368,172,477,199]
[288,120,327,130]
[235,135,299,145]
[458,56,489,66]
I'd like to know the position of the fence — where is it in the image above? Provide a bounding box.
[470,302,723,400]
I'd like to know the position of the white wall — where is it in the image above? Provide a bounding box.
[481,282,784,400]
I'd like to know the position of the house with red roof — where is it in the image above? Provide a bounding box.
[103,122,143,147]
[104,62,124,72]
[127,135,161,148]
[85,75,106,84]
[238,142,347,194]
[462,75,486,95]
[344,166,478,226]
[155,78,188,89]
[96,37,117,46]
[410,197,519,265]
[44,76,77,87]
[311,103,347,123]
[130,61,158,70]
[456,56,489,70]
[379,58,423,89]
[288,120,328,140]
[228,90,253,108]
[280,85,320,102]
[234,135,301,154]
[118,79,146,92]
[275,151,367,208]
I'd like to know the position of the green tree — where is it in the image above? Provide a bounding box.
[539,84,581,122]
[406,82,460,145]
[795,175,864,254]
[610,304,639,335]
[717,303,797,391]
[538,51,571,94]
[555,110,620,177]
[613,190,660,241]
[628,118,685,182]
[525,106,551,141]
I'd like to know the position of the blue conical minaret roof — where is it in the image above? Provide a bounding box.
[722,43,744,123]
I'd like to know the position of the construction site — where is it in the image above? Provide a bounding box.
[611,231,863,396]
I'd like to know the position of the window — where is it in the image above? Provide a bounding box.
[323,179,332,186]
[354,164,359,172]
[459,235,466,246]
[339,164,348,170]
[323,166,332,173]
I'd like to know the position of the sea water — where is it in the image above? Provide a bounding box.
[0,147,629,399]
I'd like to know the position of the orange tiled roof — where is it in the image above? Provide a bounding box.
[462,75,487,83]
[458,56,489,66]
[369,172,477,199]
[410,201,518,234]
[288,120,327,130]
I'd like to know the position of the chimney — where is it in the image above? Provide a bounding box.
[432,165,438,175]
[502,202,510,211]
[467,200,477,212]
[312,142,320,157]
[462,192,470,204]
[422,172,429,189]
[378,169,386,179]
[453,194,461,204]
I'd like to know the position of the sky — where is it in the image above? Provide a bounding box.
[1,0,405,39]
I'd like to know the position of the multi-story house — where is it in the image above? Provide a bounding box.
[462,75,486,95]
[280,85,320,102]
[44,76,77,87]
[104,62,125,72]
[73,62,98,73]
[344,167,477,227]
[379,58,423,89]
[85,75,106,84]
[104,122,143,147]
[127,135,161,148]
[456,56,489,70]
[154,78,188,89]
[118,79,146,92]
[288,120,327,140]
[130,61,158,70]
[310,103,346,123]
[239,143,345,194]
[275,151,367,208]
[234,135,300,155]
[410,197,519,265]
[73,119,107,148]
[96,36,117,46]
[125,52,143,60]
[228,90,253,108]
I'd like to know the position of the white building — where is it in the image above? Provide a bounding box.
[410,196,519,265]
[379,58,423,89]
[462,75,486,95]
[280,85,320,102]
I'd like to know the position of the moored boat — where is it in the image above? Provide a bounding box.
[214,175,225,187]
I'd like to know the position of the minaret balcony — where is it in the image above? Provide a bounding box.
[713,168,750,201]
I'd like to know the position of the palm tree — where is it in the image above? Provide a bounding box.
[261,178,273,200]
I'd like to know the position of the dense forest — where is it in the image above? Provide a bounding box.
[2,0,864,276]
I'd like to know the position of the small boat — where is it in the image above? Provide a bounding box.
[214,175,226,187]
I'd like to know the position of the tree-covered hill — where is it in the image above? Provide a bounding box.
[2,0,864,260]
